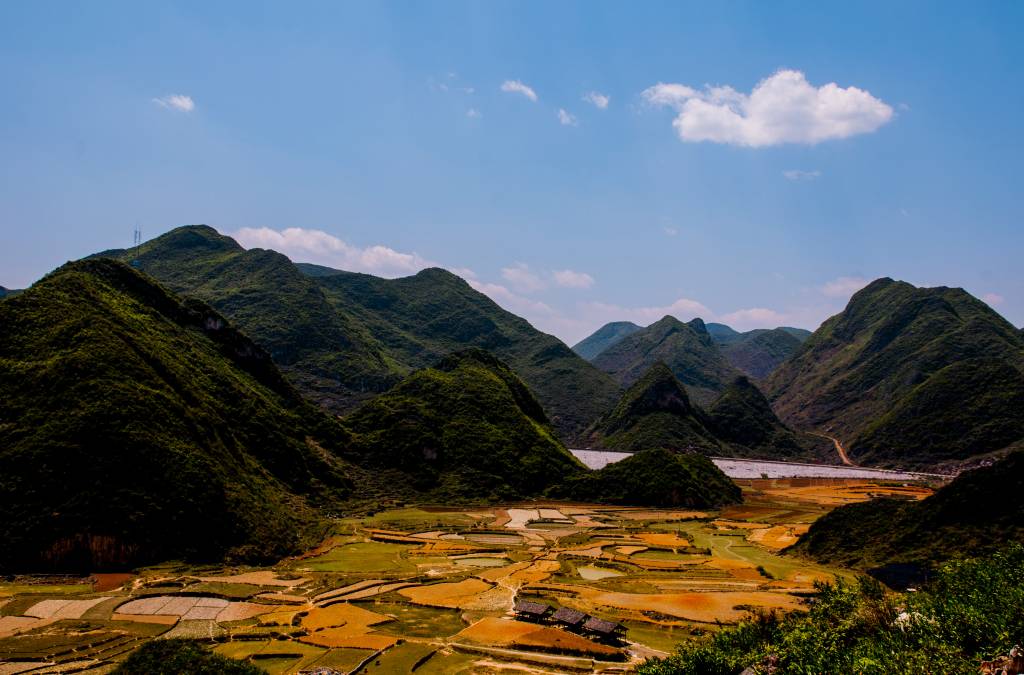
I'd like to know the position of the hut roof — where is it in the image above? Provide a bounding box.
[514,600,549,616]
[583,616,622,634]
[551,607,587,624]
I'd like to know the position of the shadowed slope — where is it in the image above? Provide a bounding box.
[582,362,721,453]
[790,451,1024,569]
[0,259,353,572]
[344,349,584,500]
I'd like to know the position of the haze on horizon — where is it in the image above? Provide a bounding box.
[1,1,1021,344]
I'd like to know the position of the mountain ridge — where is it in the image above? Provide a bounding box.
[766,277,1024,469]
[92,225,620,440]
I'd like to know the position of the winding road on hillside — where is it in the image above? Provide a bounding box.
[809,432,855,466]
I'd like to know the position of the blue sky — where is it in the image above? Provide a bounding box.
[1,1,1021,343]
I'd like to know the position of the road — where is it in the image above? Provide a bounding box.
[809,432,854,466]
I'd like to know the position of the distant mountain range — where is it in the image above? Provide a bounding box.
[572,321,642,360]
[92,225,619,440]
[767,278,1024,470]
[575,319,811,381]
[591,316,742,405]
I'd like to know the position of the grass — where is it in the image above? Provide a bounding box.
[357,601,466,638]
[354,641,435,673]
[297,542,418,574]
[0,583,93,597]
[639,545,1024,675]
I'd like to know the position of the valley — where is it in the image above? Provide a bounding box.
[0,478,930,674]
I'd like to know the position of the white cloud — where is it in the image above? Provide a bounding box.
[583,91,610,109]
[663,226,679,236]
[468,280,554,318]
[466,108,481,119]
[232,227,435,278]
[641,70,893,147]
[152,94,195,112]
[821,276,870,298]
[581,297,714,328]
[553,269,595,289]
[982,292,1005,306]
[557,108,578,126]
[501,263,546,293]
[783,169,822,181]
[500,79,538,102]
[718,307,789,329]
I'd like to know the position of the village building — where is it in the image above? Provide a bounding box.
[551,606,587,631]
[583,616,626,643]
[513,599,551,622]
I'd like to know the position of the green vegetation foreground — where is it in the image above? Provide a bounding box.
[639,545,1024,675]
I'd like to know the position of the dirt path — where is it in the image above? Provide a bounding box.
[810,432,855,466]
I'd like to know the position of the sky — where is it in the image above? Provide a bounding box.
[1,2,1022,344]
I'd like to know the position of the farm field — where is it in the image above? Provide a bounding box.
[0,478,931,673]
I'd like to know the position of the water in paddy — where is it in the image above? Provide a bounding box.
[453,557,508,568]
[577,565,623,580]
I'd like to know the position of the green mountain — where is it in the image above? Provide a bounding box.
[705,322,741,342]
[93,225,619,439]
[790,451,1024,570]
[766,278,1024,469]
[583,365,823,460]
[0,259,353,572]
[0,286,22,299]
[572,321,643,360]
[550,448,741,508]
[718,328,806,379]
[581,363,721,453]
[592,316,742,405]
[344,349,584,501]
[706,376,816,459]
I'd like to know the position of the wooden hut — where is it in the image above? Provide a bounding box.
[513,599,551,622]
[583,616,626,643]
[551,606,587,631]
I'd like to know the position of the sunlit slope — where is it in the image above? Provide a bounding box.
[767,278,1024,469]
[93,225,619,439]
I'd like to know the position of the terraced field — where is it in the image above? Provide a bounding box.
[0,478,931,673]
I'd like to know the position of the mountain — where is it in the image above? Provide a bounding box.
[790,451,1024,570]
[0,286,22,299]
[572,321,642,360]
[718,328,807,379]
[582,365,825,461]
[548,448,741,508]
[706,376,815,459]
[550,448,741,508]
[779,326,813,341]
[592,316,742,405]
[705,322,741,342]
[706,323,812,379]
[0,259,353,572]
[343,349,584,501]
[766,278,1024,469]
[581,362,721,453]
[92,225,619,440]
